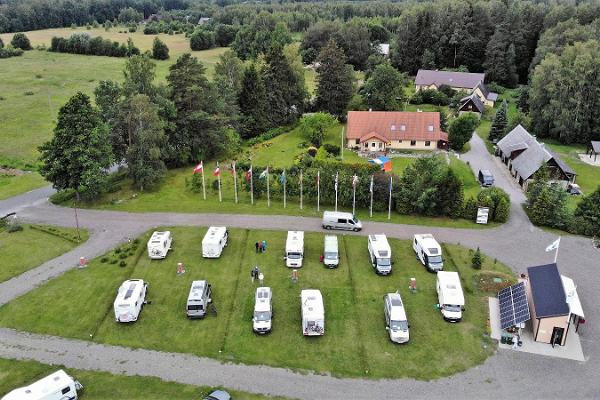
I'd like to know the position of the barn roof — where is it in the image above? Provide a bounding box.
[415,69,485,90]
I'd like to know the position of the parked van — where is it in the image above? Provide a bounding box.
[186,280,212,319]
[1,370,83,400]
[383,292,410,344]
[478,169,494,187]
[413,234,444,272]
[436,271,465,322]
[253,286,273,334]
[285,231,304,268]
[322,211,362,231]
[147,231,173,259]
[114,279,148,323]
[301,289,324,336]
[202,227,228,258]
[323,235,339,268]
[368,234,392,275]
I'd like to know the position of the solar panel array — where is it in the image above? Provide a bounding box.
[498,282,530,329]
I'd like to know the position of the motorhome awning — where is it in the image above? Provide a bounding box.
[561,275,585,318]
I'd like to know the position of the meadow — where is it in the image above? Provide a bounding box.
[0,227,513,379]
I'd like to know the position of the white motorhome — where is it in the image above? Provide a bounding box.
[253,286,273,334]
[383,292,410,344]
[285,231,304,268]
[147,230,173,259]
[2,370,83,400]
[413,234,444,272]
[323,235,339,268]
[113,279,148,323]
[301,289,324,336]
[186,280,212,319]
[202,227,228,258]
[322,211,362,231]
[368,234,392,275]
[436,271,465,322]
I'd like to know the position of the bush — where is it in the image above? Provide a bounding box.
[7,223,23,233]
[119,260,127,267]
[100,257,109,263]
[246,126,291,146]
[307,147,318,157]
[49,33,138,58]
[477,187,510,222]
[190,30,214,51]
[410,88,449,106]
[323,144,341,156]
[152,37,169,60]
[462,197,479,221]
[471,247,483,269]
[449,113,479,151]
[49,189,76,204]
[11,33,32,50]
[0,46,24,58]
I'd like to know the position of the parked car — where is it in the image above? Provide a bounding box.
[478,169,494,187]
[203,390,231,400]
[567,183,582,196]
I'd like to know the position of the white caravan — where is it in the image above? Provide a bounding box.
[253,286,273,334]
[383,292,410,344]
[285,231,304,268]
[2,370,83,400]
[413,234,444,272]
[147,230,173,259]
[436,271,465,322]
[301,289,325,336]
[113,279,148,323]
[368,234,392,275]
[322,211,362,231]
[186,280,212,319]
[202,226,228,258]
[323,235,339,268]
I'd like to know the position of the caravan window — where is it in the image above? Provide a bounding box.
[61,387,70,395]
[390,320,408,332]
[324,252,337,260]
[287,252,302,259]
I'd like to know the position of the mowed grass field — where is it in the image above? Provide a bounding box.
[0,358,287,400]
[0,224,88,283]
[0,172,47,200]
[0,227,513,379]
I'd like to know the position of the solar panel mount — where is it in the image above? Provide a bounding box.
[498,282,530,330]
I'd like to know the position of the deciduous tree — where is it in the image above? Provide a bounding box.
[449,113,479,150]
[362,62,406,111]
[151,37,169,60]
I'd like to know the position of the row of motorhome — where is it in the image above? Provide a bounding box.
[146,227,229,260]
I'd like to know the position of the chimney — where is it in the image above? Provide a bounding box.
[368,108,372,112]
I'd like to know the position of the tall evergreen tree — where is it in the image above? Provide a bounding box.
[151,37,169,60]
[315,39,354,119]
[38,92,112,200]
[238,63,268,139]
[362,62,406,111]
[489,100,508,142]
[483,24,518,88]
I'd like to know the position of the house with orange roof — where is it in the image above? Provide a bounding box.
[345,111,449,152]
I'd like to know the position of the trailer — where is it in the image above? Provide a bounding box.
[285,231,304,268]
[1,370,83,400]
[436,271,465,322]
[113,279,148,323]
[368,234,392,275]
[147,231,173,259]
[301,289,324,336]
[202,227,228,258]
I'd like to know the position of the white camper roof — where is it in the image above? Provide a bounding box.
[301,289,324,319]
[149,231,170,243]
[369,234,391,257]
[415,234,442,256]
[437,271,465,305]
[114,279,144,306]
[255,287,272,312]
[387,292,407,321]
[187,280,207,302]
[561,275,584,318]
[2,370,74,400]
[286,231,304,249]
[202,226,227,245]
[324,235,338,247]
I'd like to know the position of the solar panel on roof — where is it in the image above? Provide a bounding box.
[124,282,137,300]
[391,297,402,306]
[498,282,530,329]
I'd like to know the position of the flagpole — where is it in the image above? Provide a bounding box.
[352,177,356,215]
[317,170,320,212]
[369,175,373,218]
[201,161,206,200]
[283,169,286,208]
[554,236,561,263]
[233,162,238,203]
[341,126,344,162]
[267,166,270,208]
[250,165,254,205]
[217,161,222,202]
[300,169,303,210]
[387,175,392,220]
[334,172,338,212]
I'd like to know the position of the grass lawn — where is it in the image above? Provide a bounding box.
[0,224,88,283]
[0,172,47,200]
[0,358,286,400]
[449,156,480,199]
[0,227,513,380]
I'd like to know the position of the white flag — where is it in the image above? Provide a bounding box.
[545,238,560,252]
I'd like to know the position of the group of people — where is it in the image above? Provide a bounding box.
[255,240,267,253]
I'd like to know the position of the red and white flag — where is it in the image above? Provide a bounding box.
[213,166,220,176]
[193,162,203,173]
[245,166,253,182]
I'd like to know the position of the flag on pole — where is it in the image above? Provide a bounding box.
[352,174,359,188]
[545,238,560,252]
[215,161,222,202]
[248,165,254,205]
[369,175,374,193]
[369,175,374,217]
[387,175,393,220]
[281,169,286,208]
[334,172,339,212]
[352,174,358,215]
[265,167,270,207]
[213,166,221,176]
[317,170,320,212]
[279,170,286,184]
[300,169,303,210]
[193,162,203,173]
[259,169,268,179]
[245,167,252,182]
[232,162,238,204]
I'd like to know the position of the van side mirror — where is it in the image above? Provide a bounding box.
[461,306,465,311]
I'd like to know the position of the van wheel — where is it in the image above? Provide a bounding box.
[324,225,331,230]
[353,228,359,232]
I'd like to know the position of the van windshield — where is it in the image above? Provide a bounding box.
[352,217,359,224]
[254,311,271,321]
[287,252,302,259]
[324,252,337,259]
[377,258,391,267]
[187,304,204,311]
[391,320,408,332]
[444,304,462,312]
[428,255,442,264]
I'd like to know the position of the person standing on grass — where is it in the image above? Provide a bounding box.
[255,241,259,253]
[251,267,255,283]
[258,241,263,253]
[262,240,267,252]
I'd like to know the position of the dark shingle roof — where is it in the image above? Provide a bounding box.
[415,70,484,90]
[527,263,569,318]
[458,93,484,113]
[547,149,576,176]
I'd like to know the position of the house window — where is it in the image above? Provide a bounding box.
[425,141,431,146]
[355,139,359,145]
[427,125,434,132]
[398,140,402,143]
[371,142,376,148]
[400,125,406,131]
[410,140,416,146]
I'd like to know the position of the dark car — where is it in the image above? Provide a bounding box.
[478,169,494,187]
[204,390,231,400]
[567,183,582,196]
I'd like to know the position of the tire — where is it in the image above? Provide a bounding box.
[353,228,359,232]
[324,225,331,230]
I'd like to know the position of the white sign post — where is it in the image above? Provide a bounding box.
[476,207,490,224]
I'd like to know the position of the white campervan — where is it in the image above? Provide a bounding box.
[2,370,83,400]
[285,231,304,268]
[323,235,339,268]
[186,280,212,319]
[436,271,465,322]
[368,234,392,275]
[147,231,172,259]
[301,289,324,336]
[253,286,273,334]
[113,279,148,323]
[413,234,444,272]
[383,292,410,344]
[202,227,228,258]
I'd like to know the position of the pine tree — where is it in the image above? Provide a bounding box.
[315,39,354,119]
[471,247,483,269]
[483,24,518,88]
[238,63,269,138]
[489,100,508,142]
[151,37,169,60]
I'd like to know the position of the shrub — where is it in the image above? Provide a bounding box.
[190,30,215,51]
[119,253,128,259]
[11,33,32,50]
[462,197,478,221]
[307,147,318,157]
[152,37,169,60]
[0,46,24,58]
[100,257,109,263]
[110,259,118,264]
[323,144,341,156]
[7,223,23,233]
[449,113,479,151]
[119,260,127,267]
[471,247,483,269]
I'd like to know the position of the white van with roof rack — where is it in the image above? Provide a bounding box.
[147,231,172,259]
[202,227,228,258]
[323,235,339,268]
[436,271,465,322]
[113,279,148,323]
[253,287,273,334]
[413,234,444,272]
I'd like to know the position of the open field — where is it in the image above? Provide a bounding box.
[0,224,88,283]
[0,227,513,379]
[0,172,47,200]
[0,358,285,400]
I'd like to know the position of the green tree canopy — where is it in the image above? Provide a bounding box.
[489,100,508,142]
[10,32,31,50]
[573,186,600,237]
[238,63,268,139]
[448,113,479,150]
[123,54,156,97]
[315,39,355,119]
[299,113,336,148]
[362,62,406,111]
[151,37,169,60]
